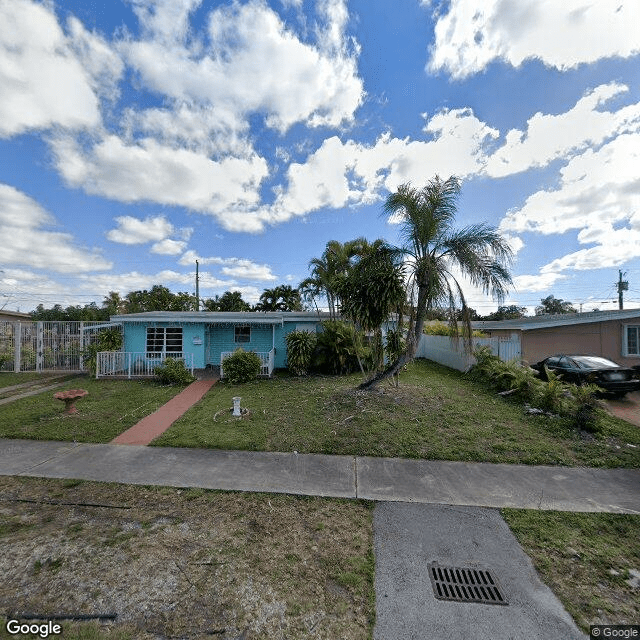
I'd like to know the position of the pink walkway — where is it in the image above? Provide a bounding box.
[111,379,217,446]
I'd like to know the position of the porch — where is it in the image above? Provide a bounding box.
[96,352,194,379]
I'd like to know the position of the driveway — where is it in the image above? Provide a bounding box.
[605,390,640,427]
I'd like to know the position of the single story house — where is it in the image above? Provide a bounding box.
[0,310,31,322]
[473,309,640,367]
[99,311,336,378]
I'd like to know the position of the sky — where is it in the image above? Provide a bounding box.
[1,0,640,315]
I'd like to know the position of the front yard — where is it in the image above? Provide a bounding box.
[0,377,183,442]
[153,360,640,468]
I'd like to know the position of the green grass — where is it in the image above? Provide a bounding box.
[0,378,184,442]
[501,509,640,632]
[153,360,640,467]
[0,372,67,388]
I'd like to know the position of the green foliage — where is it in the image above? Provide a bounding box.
[384,328,406,363]
[423,321,485,337]
[222,348,263,383]
[535,294,577,315]
[469,347,605,432]
[153,357,196,386]
[203,291,252,312]
[285,330,317,376]
[83,328,123,378]
[255,285,303,311]
[312,321,369,375]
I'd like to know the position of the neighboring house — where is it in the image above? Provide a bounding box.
[0,310,30,322]
[104,311,334,377]
[473,309,640,367]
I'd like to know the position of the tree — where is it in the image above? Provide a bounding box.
[254,285,303,311]
[336,240,406,377]
[299,238,368,318]
[203,291,251,312]
[124,285,194,313]
[361,175,513,389]
[535,295,577,315]
[483,305,527,321]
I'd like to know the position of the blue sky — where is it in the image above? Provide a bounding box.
[1,0,640,314]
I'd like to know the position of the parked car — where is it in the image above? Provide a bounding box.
[531,355,640,397]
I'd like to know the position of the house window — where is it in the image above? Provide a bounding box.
[625,326,639,356]
[235,326,251,343]
[146,327,183,354]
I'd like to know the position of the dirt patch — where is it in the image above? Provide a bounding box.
[0,477,374,639]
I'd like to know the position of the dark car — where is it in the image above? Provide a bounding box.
[531,355,640,397]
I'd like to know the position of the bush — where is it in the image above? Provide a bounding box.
[423,321,486,338]
[384,328,406,363]
[222,348,262,383]
[83,328,123,378]
[312,321,369,375]
[285,330,317,376]
[154,357,196,386]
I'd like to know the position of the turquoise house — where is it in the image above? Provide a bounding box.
[98,311,330,378]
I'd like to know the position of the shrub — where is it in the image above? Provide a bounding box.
[83,328,123,378]
[312,321,368,375]
[154,357,196,385]
[222,348,262,383]
[285,330,317,376]
[568,383,606,433]
[384,328,406,363]
[423,321,486,338]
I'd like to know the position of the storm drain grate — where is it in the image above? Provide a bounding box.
[428,563,508,605]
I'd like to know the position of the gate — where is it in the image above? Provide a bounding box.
[0,321,110,372]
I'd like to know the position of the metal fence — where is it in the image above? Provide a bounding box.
[0,321,111,373]
[220,349,275,378]
[96,351,194,379]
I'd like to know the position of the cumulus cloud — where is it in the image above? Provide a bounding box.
[179,251,277,281]
[0,183,112,273]
[122,0,363,134]
[512,272,566,293]
[0,0,101,137]
[107,215,175,245]
[50,133,270,231]
[428,0,640,79]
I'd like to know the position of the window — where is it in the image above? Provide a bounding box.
[626,326,639,356]
[146,327,182,354]
[235,326,251,343]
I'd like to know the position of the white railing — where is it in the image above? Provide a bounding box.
[96,351,194,379]
[220,348,275,379]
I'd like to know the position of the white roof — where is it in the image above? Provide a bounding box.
[110,311,331,325]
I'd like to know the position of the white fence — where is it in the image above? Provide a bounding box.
[96,352,194,379]
[415,335,521,372]
[0,321,110,372]
[220,349,275,378]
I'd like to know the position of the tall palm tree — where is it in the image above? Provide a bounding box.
[362,175,513,387]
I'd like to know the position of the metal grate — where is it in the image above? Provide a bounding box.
[429,563,508,605]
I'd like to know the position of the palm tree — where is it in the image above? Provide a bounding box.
[361,175,513,388]
[254,285,303,311]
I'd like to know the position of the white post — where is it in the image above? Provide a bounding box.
[232,397,241,416]
[14,322,21,373]
[79,322,84,371]
[36,322,43,372]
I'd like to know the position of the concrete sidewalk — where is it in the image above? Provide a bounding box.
[1,439,638,513]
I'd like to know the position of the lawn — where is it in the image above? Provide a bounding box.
[153,360,640,468]
[502,509,640,633]
[0,377,184,443]
[0,372,68,388]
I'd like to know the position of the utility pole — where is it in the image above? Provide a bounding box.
[617,270,628,310]
[195,260,200,312]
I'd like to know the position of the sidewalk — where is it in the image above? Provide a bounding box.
[1,439,638,513]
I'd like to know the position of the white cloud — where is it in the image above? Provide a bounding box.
[107,215,175,245]
[0,183,111,273]
[0,0,101,137]
[485,83,640,177]
[428,0,640,79]
[151,239,188,256]
[122,0,363,133]
[512,272,566,293]
[178,251,277,281]
[51,133,270,232]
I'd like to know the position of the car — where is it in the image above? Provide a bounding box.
[531,355,640,397]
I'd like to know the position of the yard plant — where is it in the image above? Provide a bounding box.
[285,329,317,375]
[222,348,263,383]
[154,357,196,386]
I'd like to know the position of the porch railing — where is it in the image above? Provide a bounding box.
[220,348,275,379]
[96,352,194,379]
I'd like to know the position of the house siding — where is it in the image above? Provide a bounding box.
[485,317,640,366]
[206,325,274,365]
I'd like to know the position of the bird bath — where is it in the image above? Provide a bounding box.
[54,389,88,414]
[232,397,242,417]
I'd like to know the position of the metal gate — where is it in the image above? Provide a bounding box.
[0,321,109,372]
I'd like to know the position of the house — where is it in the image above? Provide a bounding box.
[100,311,334,378]
[0,310,31,322]
[473,309,640,367]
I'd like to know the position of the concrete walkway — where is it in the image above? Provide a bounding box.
[111,378,217,445]
[1,439,638,513]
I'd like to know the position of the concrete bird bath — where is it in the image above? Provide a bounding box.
[54,389,88,414]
